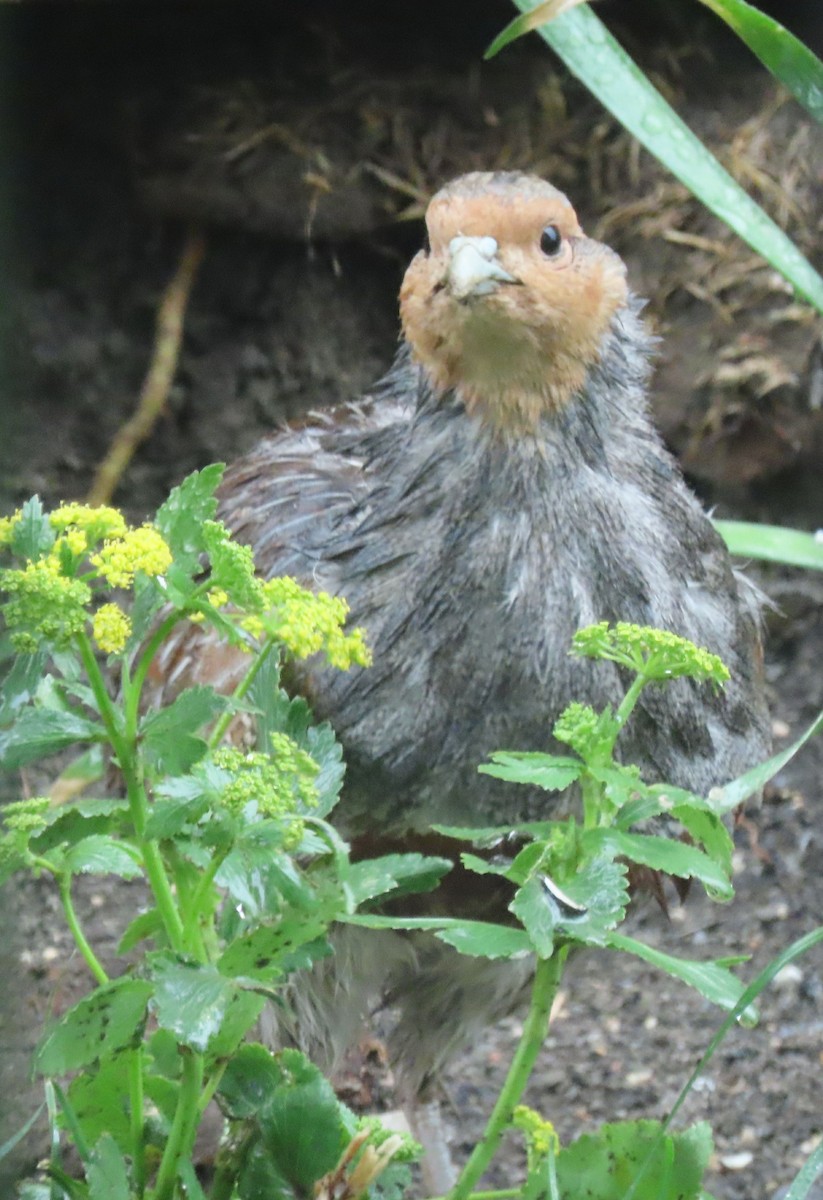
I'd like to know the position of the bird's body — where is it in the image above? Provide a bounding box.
[155,172,770,1183]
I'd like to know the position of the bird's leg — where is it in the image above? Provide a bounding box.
[407,1097,457,1194]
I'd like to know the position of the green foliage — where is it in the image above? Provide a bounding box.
[0,471,423,1199]
[487,0,823,315]
[3,473,821,1200]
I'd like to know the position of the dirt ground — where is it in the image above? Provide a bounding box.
[1,3,822,1197]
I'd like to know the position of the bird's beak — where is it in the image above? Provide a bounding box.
[446,235,518,300]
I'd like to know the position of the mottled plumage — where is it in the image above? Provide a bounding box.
[154,172,770,1185]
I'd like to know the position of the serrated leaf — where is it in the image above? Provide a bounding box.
[608,933,756,1020]
[510,875,556,957]
[68,1057,132,1154]
[218,914,333,981]
[149,957,262,1054]
[10,496,55,560]
[548,853,629,946]
[141,685,226,775]
[0,707,105,769]
[556,1118,712,1200]
[671,807,733,879]
[345,853,452,905]
[154,464,224,574]
[63,835,142,879]
[584,829,733,899]
[218,1042,282,1119]
[435,920,535,958]
[238,1141,297,1200]
[479,751,581,791]
[35,980,153,1076]
[87,1133,130,1200]
[33,797,130,856]
[256,1049,348,1188]
[343,912,534,958]
[144,791,210,841]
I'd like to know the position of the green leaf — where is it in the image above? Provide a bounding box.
[238,1141,297,1200]
[140,685,226,775]
[218,915,333,981]
[118,908,164,954]
[206,988,266,1060]
[697,0,823,125]
[149,958,239,1052]
[508,0,823,313]
[87,1133,130,1200]
[345,853,452,905]
[670,807,733,880]
[256,1049,349,1188]
[216,838,311,914]
[608,932,755,1020]
[68,1056,132,1155]
[343,912,534,958]
[715,520,823,570]
[35,980,153,1076]
[154,464,224,575]
[218,1043,282,1119]
[583,829,733,899]
[32,797,130,856]
[711,707,823,812]
[548,853,630,946]
[63,835,142,879]
[556,1118,712,1200]
[144,782,210,840]
[178,1158,209,1200]
[10,496,55,561]
[510,875,556,956]
[0,646,49,725]
[775,1121,823,1200]
[0,707,105,769]
[479,751,582,790]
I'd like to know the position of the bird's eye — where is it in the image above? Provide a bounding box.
[540,224,562,256]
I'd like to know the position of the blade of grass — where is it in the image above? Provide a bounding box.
[697,0,823,124]
[622,924,823,1200]
[497,1,823,314]
[711,706,823,812]
[714,520,823,570]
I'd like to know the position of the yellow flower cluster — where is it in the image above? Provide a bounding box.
[258,577,371,670]
[212,738,319,847]
[0,498,172,655]
[512,1105,559,1163]
[92,603,133,653]
[91,525,172,588]
[2,558,92,652]
[572,622,729,686]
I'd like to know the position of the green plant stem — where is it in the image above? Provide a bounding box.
[198,1061,227,1115]
[150,1049,204,1200]
[127,607,191,733]
[449,949,567,1200]
[129,1049,147,1198]
[612,673,648,739]
[57,873,109,986]
[76,631,187,954]
[181,849,229,954]
[208,636,277,749]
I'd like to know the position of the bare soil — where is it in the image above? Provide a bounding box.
[1,4,822,1197]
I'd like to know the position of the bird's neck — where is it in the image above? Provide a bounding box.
[403,297,654,449]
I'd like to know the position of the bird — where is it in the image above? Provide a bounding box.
[153,171,771,1188]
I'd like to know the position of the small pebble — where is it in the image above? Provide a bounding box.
[719,1151,754,1170]
[773,963,804,990]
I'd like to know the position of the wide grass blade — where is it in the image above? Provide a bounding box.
[496,1,823,314]
[697,0,823,124]
[714,520,823,570]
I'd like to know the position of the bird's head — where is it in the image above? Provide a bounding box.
[399,172,629,432]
